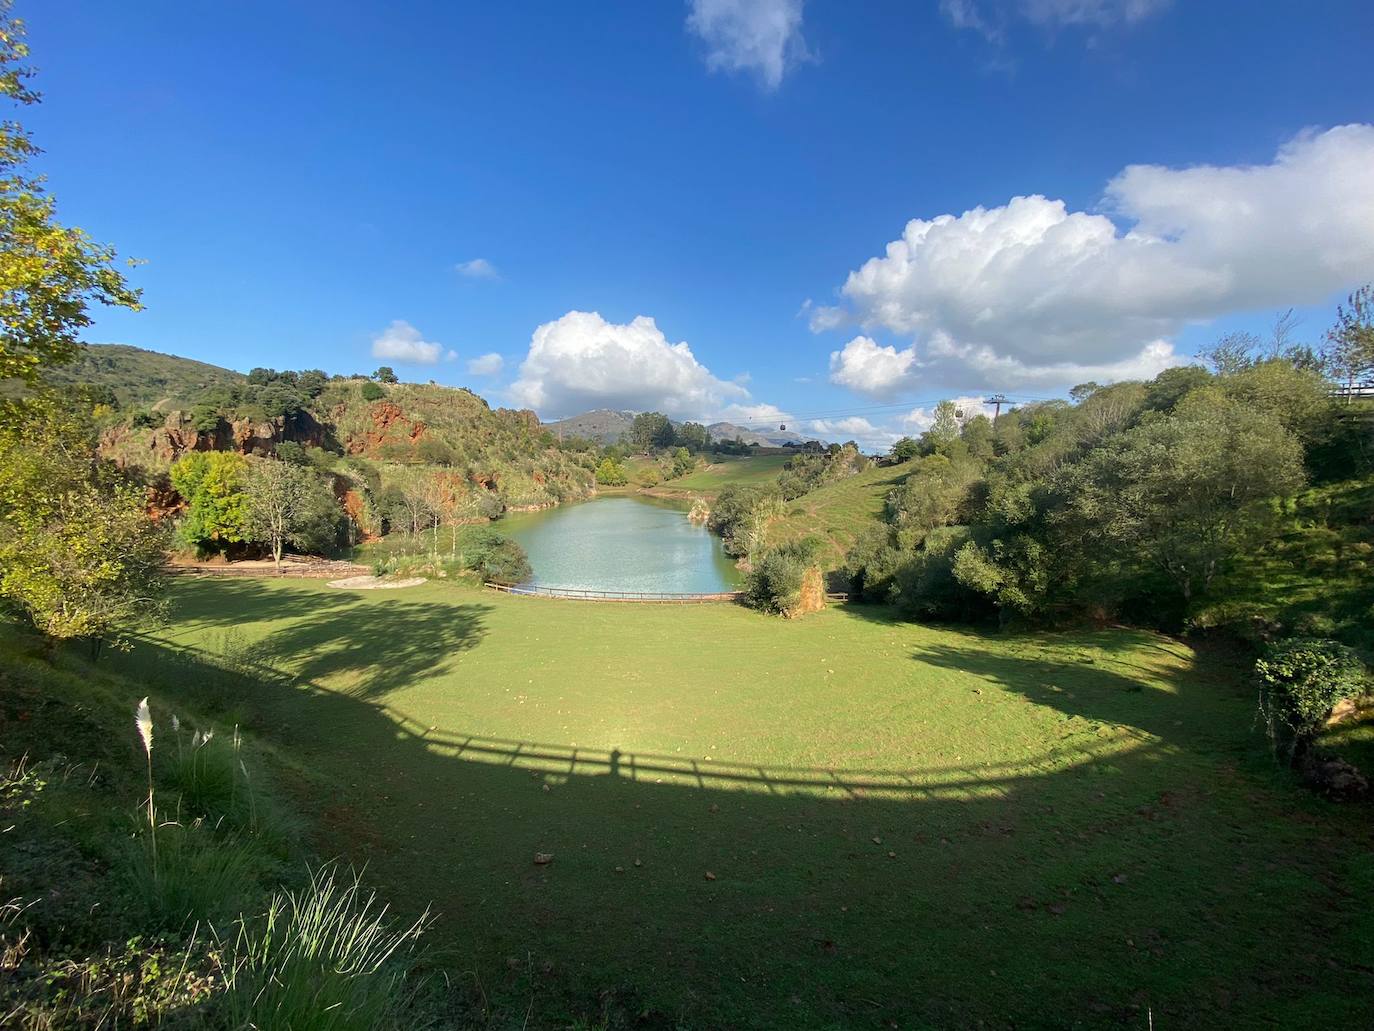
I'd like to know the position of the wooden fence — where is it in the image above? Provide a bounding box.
[485,582,743,604]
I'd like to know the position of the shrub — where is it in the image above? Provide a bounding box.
[1256,637,1368,746]
[595,457,628,485]
[360,381,385,402]
[476,538,532,585]
[746,538,824,617]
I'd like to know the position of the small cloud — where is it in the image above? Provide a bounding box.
[801,298,847,333]
[686,0,811,91]
[371,320,444,365]
[456,257,500,280]
[467,352,504,376]
[445,349,459,361]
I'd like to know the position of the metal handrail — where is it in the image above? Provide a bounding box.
[485,582,743,603]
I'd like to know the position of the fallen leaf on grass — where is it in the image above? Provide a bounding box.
[533,852,554,865]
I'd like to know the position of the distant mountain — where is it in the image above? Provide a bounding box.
[544,408,637,444]
[46,344,246,409]
[545,409,819,448]
[706,421,814,447]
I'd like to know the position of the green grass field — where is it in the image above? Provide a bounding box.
[108,577,1373,1028]
[770,462,910,568]
[654,454,792,493]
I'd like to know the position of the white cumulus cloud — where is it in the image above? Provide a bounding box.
[371,320,444,365]
[509,310,755,420]
[456,258,499,280]
[824,125,1374,396]
[467,352,504,376]
[686,0,810,90]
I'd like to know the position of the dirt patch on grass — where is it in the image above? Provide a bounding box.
[326,575,427,590]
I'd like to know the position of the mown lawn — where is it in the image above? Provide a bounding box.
[119,578,1373,1029]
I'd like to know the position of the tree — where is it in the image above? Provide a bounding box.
[676,421,710,453]
[1069,396,1305,603]
[361,381,385,402]
[374,366,398,384]
[1200,331,1261,375]
[629,412,673,453]
[0,4,140,392]
[1325,285,1374,397]
[890,437,920,462]
[169,452,251,553]
[595,457,628,486]
[668,447,695,480]
[0,396,166,651]
[919,401,960,456]
[245,459,338,572]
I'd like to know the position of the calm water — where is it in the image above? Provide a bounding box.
[498,495,741,593]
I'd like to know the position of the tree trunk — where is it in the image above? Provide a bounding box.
[274,539,283,575]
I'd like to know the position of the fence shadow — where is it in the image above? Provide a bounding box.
[119,625,1374,1030]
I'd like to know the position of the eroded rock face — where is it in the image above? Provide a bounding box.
[100,410,327,467]
[343,401,426,456]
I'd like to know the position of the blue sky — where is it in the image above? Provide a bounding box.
[27,1,1374,445]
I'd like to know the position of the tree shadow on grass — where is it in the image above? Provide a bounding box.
[155,578,491,700]
[122,605,1374,1030]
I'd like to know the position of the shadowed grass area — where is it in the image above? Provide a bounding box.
[109,578,1374,1028]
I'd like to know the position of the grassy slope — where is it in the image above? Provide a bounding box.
[653,454,792,493]
[47,343,246,409]
[104,576,1374,1029]
[769,461,909,569]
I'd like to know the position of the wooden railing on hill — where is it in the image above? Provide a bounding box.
[485,582,743,604]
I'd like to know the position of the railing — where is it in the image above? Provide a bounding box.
[485,582,743,604]
[1331,382,1374,401]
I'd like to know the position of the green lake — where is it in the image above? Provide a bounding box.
[498,495,741,594]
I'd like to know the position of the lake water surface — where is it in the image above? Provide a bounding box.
[498,495,741,594]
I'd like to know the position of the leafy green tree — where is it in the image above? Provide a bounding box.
[245,459,340,571]
[629,412,673,453]
[0,5,139,392]
[1324,284,1374,396]
[258,382,305,418]
[360,381,385,402]
[918,401,960,456]
[668,447,696,480]
[960,416,995,459]
[676,421,710,452]
[0,396,166,650]
[594,457,628,485]
[1069,396,1305,603]
[890,437,920,462]
[298,369,328,398]
[169,452,251,553]
[374,366,398,384]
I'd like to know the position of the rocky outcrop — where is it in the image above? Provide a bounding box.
[101,410,327,468]
[343,401,426,456]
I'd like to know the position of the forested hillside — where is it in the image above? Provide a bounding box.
[59,349,598,544]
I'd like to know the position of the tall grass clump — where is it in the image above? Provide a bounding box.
[221,864,432,1031]
[126,819,262,929]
